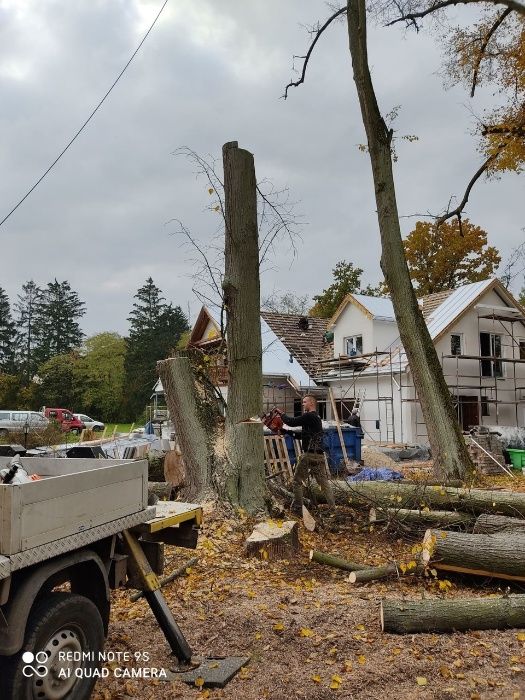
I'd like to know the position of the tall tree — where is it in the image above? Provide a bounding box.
[404,219,501,295]
[14,280,42,382]
[262,291,311,315]
[0,288,16,373]
[35,354,79,410]
[310,260,384,318]
[32,280,86,368]
[77,333,127,421]
[124,278,188,419]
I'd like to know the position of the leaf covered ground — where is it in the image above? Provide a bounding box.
[93,470,525,700]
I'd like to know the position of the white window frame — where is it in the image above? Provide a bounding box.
[480,331,504,378]
[344,335,363,356]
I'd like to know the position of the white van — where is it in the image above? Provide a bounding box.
[0,411,49,436]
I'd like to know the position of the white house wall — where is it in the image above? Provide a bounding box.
[332,304,398,355]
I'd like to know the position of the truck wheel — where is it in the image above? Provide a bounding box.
[0,592,105,700]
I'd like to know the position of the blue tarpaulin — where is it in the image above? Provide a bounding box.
[347,467,403,482]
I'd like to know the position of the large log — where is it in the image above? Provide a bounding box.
[473,513,525,534]
[245,521,299,560]
[422,528,525,582]
[309,550,367,572]
[381,595,525,634]
[348,563,398,584]
[315,480,525,517]
[376,507,474,530]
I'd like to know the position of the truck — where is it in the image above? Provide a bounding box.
[0,456,205,699]
[41,408,85,433]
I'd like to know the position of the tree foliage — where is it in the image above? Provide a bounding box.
[77,333,127,422]
[35,354,79,410]
[0,374,21,409]
[262,291,311,314]
[123,278,189,420]
[32,280,86,368]
[310,261,384,318]
[13,280,42,382]
[0,287,16,373]
[404,219,501,295]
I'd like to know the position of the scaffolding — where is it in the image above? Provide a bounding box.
[313,307,525,444]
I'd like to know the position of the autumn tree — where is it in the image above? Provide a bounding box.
[404,219,501,295]
[309,260,384,317]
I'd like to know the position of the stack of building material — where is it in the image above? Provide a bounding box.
[465,431,506,475]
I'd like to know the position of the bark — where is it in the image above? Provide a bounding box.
[348,563,399,583]
[314,479,525,517]
[345,0,474,481]
[422,528,525,581]
[309,550,367,572]
[380,595,525,634]
[377,507,474,530]
[223,141,266,514]
[473,513,525,534]
[157,354,220,501]
[148,482,172,501]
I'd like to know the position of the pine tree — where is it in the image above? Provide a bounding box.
[124,278,189,419]
[32,280,86,368]
[14,280,42,382]
[0,287,16,373]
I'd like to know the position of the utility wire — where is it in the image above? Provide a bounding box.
[0,0,170,230]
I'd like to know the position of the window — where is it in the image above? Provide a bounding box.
[13,412,28,422]
[344,335,363,356]
[481,396,490,417]
[0,412,9,420]
[450,334,463,356]
[520,340,525,361]
[480,332,503,377]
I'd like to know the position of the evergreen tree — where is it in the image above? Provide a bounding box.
[124,278,189,419]
[0,287,16,373]
[14,281,43,382]
[32,280,86,367]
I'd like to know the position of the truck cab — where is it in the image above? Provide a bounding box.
[42,408,85,433]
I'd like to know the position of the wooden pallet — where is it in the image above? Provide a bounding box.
[264,435,294,483]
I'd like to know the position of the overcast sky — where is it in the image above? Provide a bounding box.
[1,0,523,337]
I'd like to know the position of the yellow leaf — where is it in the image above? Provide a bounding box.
[273,622,284,632]
[199,691,211,699]
[255,632,262,640]
[300,627,314,637]
[399,563,407,574]
[332,674,343,683]
[343,660,353,672]
[416,676,427,686]
[517,632,525,642]
[392,648,402,655]
[357,655,366,665]
[195,676,205,688]
[311,675,321,683]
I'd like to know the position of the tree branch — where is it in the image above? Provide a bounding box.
[387,0,525,28]
[470,8,511,97]
[283,7,347,99]
[436,144,506,225]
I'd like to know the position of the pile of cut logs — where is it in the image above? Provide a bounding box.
[309,479,525,633]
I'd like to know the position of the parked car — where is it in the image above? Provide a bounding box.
[41,407,85,433]
[73,413,105,431]
[0,411,49,436]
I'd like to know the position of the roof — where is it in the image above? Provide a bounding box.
[329,293,395,327]
[418,290,454,318]
[260,312,330,377]
[188,306,222,346]
[261,318,312,385]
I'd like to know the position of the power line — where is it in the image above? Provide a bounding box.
[0,0,170,230]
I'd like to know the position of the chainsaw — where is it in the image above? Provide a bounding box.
[238,407,284,433]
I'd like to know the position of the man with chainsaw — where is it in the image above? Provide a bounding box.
[275,395,335,512]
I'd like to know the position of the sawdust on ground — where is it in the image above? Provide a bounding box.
[91,474,525,700]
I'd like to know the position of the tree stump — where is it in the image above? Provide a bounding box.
[245,521,299,560]
[164,447,185,488]
[381,595,525,634]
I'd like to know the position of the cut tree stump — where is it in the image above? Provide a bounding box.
[309,550,367,572]
[473,513,525,534]
[245,521,299,560]
[376,508,474,530]
[422,528,525,582]
[381,595,525,634]
[348,563,399,584]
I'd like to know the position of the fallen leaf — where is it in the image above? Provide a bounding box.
[195,677,205,688]
[357,655,366,665]
[311,675,321,683]
[416,677,427,686]
[299,627,314,637]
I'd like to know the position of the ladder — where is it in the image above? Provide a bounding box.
[384,398,394,443]
[353,389,366,415]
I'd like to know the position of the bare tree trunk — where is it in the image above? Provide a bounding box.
[157,354,219,501]
[346,0,474,480]
[222,141,266,513]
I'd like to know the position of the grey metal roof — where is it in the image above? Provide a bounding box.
[352,294,395,320]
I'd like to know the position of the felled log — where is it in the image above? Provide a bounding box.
[314,480,525,517]
[348,563,398,584]
[309,550,367,572]
[422,528,525,582]
[375,508,474,530]
[245,520,299,560]
[381,595,525,634]
[163,447,185,488]
[473,513,525,534]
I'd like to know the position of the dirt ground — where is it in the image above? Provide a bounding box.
[92,469,525,700]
